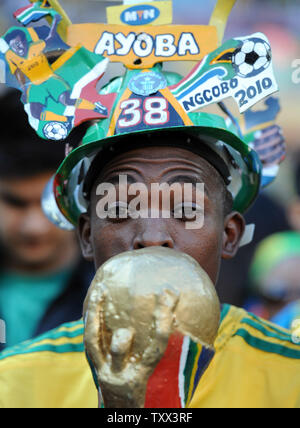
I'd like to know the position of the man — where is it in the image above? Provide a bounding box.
[247,231,300,328]
[0,89,94,351]
[0,64,299,408]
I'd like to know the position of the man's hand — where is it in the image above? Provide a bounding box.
[252,124,285,167]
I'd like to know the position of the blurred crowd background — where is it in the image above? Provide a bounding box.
[0,0,300,349]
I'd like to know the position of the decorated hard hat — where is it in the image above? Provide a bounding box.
[0,0,285,231]
[51,65,262,227]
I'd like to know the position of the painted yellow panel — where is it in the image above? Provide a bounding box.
[209,0,237,45]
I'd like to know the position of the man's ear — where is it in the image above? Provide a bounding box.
[77,212,94,262]
[222,211,246,260]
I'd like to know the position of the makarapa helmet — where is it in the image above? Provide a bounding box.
[50,65,262,229]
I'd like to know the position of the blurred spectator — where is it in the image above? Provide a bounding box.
[245,231,300,329]
[217,191,291,306]
[287,154,300,232]
[0,89,94,350]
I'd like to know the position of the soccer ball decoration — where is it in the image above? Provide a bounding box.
[43,122,69,141]
[232,38,272,78]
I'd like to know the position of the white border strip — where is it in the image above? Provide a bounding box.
[178,336,190,408]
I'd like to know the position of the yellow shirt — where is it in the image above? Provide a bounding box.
[0,304,299,408]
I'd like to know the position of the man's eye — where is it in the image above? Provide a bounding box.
[107,202,129,219]
[173,203,203,220]
[0,194,27,209]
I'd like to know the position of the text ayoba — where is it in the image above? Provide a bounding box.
[95,31,200,58]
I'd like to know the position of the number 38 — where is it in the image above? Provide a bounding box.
[118,97,170,128]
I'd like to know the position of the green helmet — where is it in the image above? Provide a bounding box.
[48,65,262,229]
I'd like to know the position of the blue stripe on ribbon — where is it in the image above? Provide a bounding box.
[191,346,215,399]
[176,68,227,101]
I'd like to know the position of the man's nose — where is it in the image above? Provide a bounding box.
[21,207,51,236]
[133,219,174,250]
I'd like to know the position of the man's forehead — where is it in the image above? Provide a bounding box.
[98,146,217,177]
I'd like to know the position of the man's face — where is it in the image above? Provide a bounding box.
[260,257,300,303]
[78,146,245,284]
[0,172,76,271]
[9,36,26,57]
